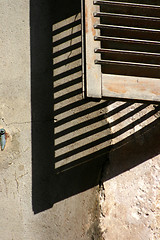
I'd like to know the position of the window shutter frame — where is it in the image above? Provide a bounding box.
[82,0,160,102]
[82,0,102,98]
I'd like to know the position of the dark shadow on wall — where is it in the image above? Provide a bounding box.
[30,0,160,214]
[102,117,160,184]
[31,0,110,214]
[30,0,55,213]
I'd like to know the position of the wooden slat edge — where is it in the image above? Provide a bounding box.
[102,74,160,101]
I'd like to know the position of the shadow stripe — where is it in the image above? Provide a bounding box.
[54,88,82,105]
[53,54,81,69]
[55,114,105,139]
[54,77,81,93]
[53,66,82,81]
[53,42,81,58]
[52,19,81,36]
[54,101,109,125]
[53,31,81,47]
[55,124,109,150]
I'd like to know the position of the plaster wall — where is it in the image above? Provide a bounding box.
[100,102,160,240]
[0,1,160,240]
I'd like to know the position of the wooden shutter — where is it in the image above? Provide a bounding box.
[82,0,160,101]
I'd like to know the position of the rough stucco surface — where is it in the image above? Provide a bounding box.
[0,0,31,239]
[1,1,160,240]
[100,102,160,240]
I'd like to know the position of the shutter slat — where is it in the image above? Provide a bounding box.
[95,59,160,69]
[94,12,160,22]
[94,0,160,80]
[94,24,160,33]
[95,48,160,57]
[94,36,160,46]
[93,0,160,10]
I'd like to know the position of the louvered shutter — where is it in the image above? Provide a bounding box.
[82,0,160,101]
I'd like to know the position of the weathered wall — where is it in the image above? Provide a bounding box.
[100,102,160,240]
[0,1,160,240]
[0,0,31,239]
